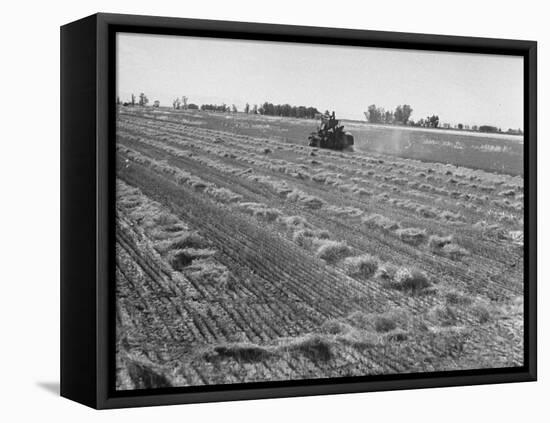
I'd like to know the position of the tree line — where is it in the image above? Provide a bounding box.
[414,115,441,128]
[117,94,520,134]
[365,104,413,125]
[119,94,320,119]
[117,93,150,107]
[200,102,320,119]
[365,104,442,128]
[255,102,320,119]
[363,103,523,133]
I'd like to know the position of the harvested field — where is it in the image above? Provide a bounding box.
[115,107,524,391]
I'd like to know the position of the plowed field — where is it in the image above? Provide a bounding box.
[115,108,524,391]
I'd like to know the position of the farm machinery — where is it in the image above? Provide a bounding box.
[308,112,354,151]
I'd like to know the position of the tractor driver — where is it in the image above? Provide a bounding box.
[320,113,330,132]
[327,111,338,131]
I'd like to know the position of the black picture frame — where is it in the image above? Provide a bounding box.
[61,12,537,409]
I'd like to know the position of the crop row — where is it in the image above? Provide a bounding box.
[118,114,524,204]
[118,117,523,229]
[117,135,523,303]
[119,154,520,342]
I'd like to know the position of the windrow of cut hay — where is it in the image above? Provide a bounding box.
[238,202,282,222]
[124,139,477,268]
[136,127,490,248]
[119,112,523,204]
[395,227,427,246]
[118,353,175,390]
[428,234,469,260]
[122,148,370,279]
[315,240,352,263]
[116,179,231,285]
[342,255,378,278]
[120,146,244,205]
[120,130,477,271]
[119,123,521,237]
[117,114,523,374]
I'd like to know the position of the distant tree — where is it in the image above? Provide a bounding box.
[252,104,258,114]
[116,96,121,105]
[427,115,439,128]
[280,104,292,117]
[173,98,181,109]
[366,104,399,124]
[401,105,413,124]
[376,108,384,123]
[393,104,412,124]
[506,128,523,135]
[253,102,319,118]
[131,93,136,106]
[367,104,380,123]
[394,105,403,123]
[306,107,319,119]
[232,104,238,113]
[181,96,188,109]
[187,103,199,110]
[479,125,498,133]
[457,123,464,130]
[200,103,233,112]
[244,103,250,114]
[138,93,148,106]
[262,102,273,115]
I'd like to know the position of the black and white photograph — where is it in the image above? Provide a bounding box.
[114,31,526,391]
[2,0,547,418]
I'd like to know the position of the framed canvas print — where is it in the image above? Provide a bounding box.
[60,13,537,409]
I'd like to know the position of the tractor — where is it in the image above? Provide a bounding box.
[308,112,354,151]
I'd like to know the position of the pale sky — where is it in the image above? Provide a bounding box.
[117,32,524,130]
